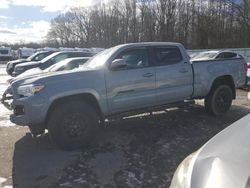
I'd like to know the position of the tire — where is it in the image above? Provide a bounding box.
[205,84,233,116]
[47,100,99,150]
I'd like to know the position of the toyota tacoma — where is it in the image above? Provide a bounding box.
[1,42,247,150]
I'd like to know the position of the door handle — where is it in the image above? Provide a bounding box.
[142,73,154,78]
[179,68,188,73]
[118,89,134,94]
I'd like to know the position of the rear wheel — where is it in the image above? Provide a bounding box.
[48,100,99,150]
[205,84,233,116]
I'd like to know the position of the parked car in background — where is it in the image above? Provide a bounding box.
[46,57,90,72]
[12,51,94,76]
[191,50,242,61]
[9,57,90,83]
[187,51,200,59]
[6,51,56,76]
[2,42,247,150]
[91,47,105,53]
[0,46,12,61]
[36,47,58,52]
[170,114,250,188]
[18,47,35,59]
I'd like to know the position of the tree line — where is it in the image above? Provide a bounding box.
[46,0,250,49]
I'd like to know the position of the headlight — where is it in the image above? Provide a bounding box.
[170,151,199,188]
[17,84,45,97]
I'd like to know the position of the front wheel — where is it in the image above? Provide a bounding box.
[48,100,99,150]
[205,85,233,116]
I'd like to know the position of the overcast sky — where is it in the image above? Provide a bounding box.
[0,0,102,44]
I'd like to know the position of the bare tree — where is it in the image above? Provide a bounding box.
[46,0,250,49]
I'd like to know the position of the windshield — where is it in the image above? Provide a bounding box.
[26,52,39,61]
[45,59,70,72]
[84,46,118,68]
[40,52,59,63]
[193,52,218,59]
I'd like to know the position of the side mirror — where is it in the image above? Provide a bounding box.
[110,59,127,70]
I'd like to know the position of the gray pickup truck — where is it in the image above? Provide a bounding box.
[1,42,247,150]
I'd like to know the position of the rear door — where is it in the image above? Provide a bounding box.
[152,46,193,105]
[105,47,156,113]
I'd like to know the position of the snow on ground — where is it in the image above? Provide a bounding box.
[0,64,15,127]
[0,177,12,188]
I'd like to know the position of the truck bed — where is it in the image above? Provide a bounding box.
[191,57,246,98]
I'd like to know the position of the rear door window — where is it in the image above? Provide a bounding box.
[152,47,183,66]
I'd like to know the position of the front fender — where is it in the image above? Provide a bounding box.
[46,88,108,116]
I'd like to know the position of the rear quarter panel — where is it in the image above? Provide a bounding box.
[192,58,246,98]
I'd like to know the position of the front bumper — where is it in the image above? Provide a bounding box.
[1,87,48,126]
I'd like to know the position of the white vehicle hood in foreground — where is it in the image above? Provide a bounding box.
[17,67,43,77]
[191,114,250,188]
[10,68,43,83]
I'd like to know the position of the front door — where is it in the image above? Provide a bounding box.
[105,47,156,114]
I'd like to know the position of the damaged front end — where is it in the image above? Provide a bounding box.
[1,86,13,110]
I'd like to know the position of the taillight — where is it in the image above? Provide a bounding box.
[244,63,248,72]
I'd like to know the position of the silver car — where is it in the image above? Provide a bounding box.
[170,114,250,188]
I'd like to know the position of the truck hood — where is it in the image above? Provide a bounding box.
[11,66,94,87]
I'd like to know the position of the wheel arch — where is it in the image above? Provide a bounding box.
[45,93,103,128]
[208,75,236,99]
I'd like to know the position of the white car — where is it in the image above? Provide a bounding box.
[170,114,250,188]
[9,57,90,83]
[191,50,242,61]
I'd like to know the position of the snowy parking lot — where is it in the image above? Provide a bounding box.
[0,63,250,188]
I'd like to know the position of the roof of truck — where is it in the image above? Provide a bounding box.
[116,42,183,48]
